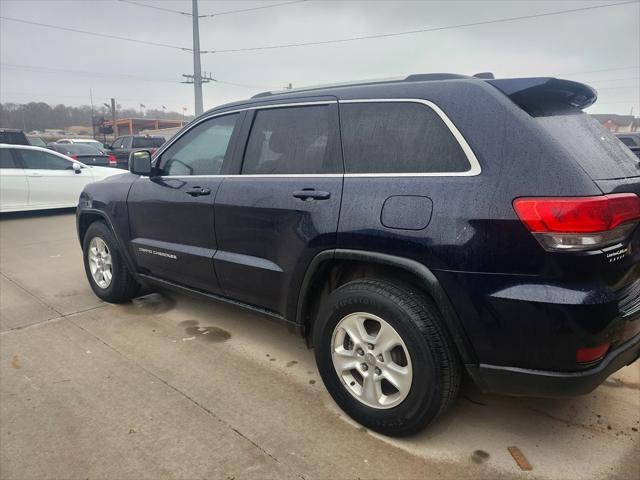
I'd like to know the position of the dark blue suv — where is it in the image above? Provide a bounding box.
[77,74,640,436]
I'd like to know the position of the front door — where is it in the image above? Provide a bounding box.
[16,148,89,207]
[127,112,243,294]
[214,101,343,316]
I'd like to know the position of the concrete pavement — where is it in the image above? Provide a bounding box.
[1,211,638,480]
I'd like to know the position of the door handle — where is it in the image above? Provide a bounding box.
[28,173,43,177]
[186,187,211,197]
[292,189,331,201]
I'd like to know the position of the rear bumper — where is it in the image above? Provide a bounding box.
[467,333,640,397]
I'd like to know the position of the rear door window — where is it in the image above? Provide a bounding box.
[537,114,640,180]
[241,104,340,175]
[339,102,472,174]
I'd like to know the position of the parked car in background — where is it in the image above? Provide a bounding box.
[27,135,47,147]
[615,132,640,159]
[105,135,165,169]
[48,143,117,167]
[0,144,122,212]
[55,138,108,152]
[0,129,29,145]
[77,73,640,437]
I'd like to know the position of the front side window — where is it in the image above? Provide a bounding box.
[19,150,73,170]
[112,138,124,149]
[158,113,240,176]
[242,105,338,175]
[0,149,18,168]
[340,102,471,174]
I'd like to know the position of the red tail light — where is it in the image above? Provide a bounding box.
[513,194,640,251]
[149,148,157,155]
[108,154,117,166]
[576,343,609,363]
[70,154,78,160]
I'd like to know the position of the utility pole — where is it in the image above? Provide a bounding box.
[90,88,96,140]
[192,0,203,116]
[110,98,118,138]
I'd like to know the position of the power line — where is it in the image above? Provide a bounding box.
[199,0,307,18]
[117,0,306,17]
[117,0,190,16]
[0,16,192,51]
[1,62,273,90]
[554,66,640,76]
[1,63,177,83]
[202,0,638,53]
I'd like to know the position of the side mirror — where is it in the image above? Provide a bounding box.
[129,150,152,176]
[72,162,82,174]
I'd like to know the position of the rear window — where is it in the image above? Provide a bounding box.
[132,137,164,148]
[340,102,471,174]
[537,114,640,180]
[0,131,28,145]
[55,144,101,155]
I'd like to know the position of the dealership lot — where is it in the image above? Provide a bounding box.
[0,211,638,480]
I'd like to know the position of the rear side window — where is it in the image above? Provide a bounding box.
[133,137,164,148]
[0,149,18,168]
[538,114,640,180]
[340,102,471,174]
[242,105,339,175]
[618,136,638,147]
[0,131,28,145]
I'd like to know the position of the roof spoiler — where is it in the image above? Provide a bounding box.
[486,77,597,116]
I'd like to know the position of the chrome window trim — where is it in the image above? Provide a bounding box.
[142,97,481,179]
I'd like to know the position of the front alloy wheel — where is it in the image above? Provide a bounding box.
[88,237,113,289]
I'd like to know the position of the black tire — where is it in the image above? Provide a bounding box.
[313,279,460,437]
[82,221,140,303]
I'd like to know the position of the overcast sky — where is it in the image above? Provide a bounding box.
[1,0,638,116]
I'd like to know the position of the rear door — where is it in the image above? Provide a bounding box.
[0,148,28,211]
[16,148,88,207]
[127,112,243,294]
[214,99,343,316]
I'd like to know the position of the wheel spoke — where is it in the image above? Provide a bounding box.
[382,363,412,394]
[376,321,401,354]
[332,347,359,373]
[360,374,382,405]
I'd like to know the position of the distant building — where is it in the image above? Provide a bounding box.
[103,118,185,136]
[590,114,639,132]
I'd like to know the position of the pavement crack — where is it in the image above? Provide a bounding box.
[65,316,307,480]
[1,272,62,316]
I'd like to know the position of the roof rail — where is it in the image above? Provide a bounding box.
[250,73,476,99]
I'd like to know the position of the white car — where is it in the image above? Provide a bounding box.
[56,138,107,151]
[0,144,123,213]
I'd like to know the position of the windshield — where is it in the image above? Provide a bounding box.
[537,113,640,180]
[132,137,164,148]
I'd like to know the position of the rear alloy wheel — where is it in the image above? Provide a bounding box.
[83,221,139,303]
[314,279,461,437]
[331,312,412,409]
